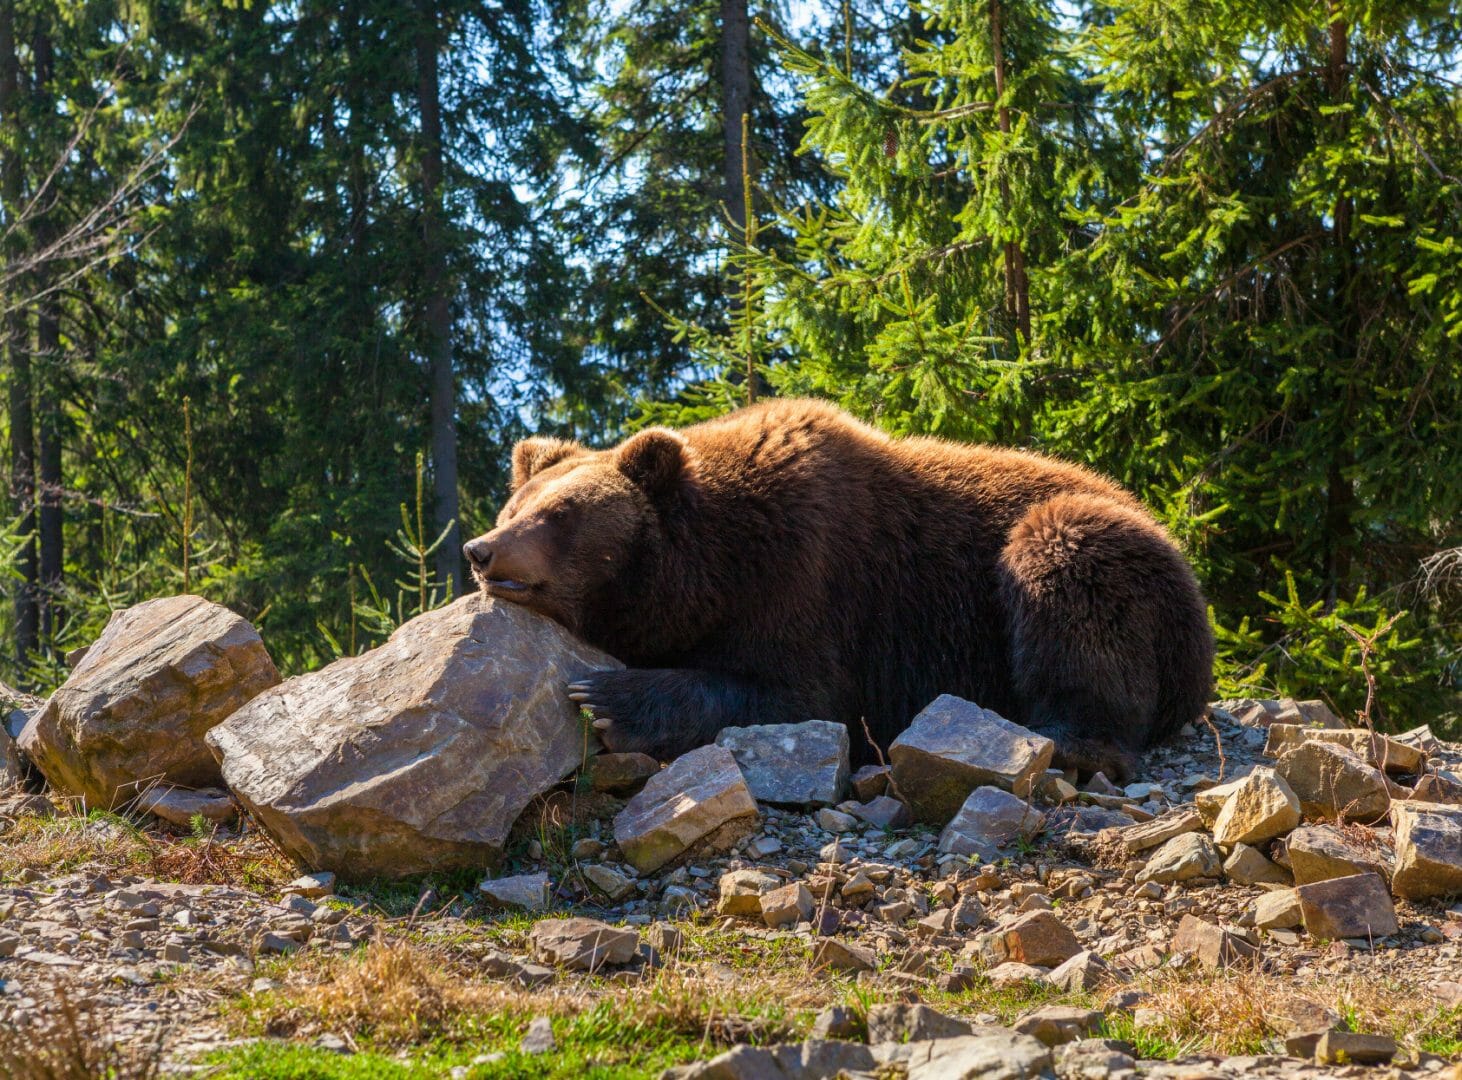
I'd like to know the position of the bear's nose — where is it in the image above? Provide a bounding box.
[463,538,491,565]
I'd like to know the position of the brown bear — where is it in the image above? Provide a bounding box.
[463,399,1213,780]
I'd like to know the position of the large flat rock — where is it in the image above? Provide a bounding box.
[20,596,279,807]
[889,695,1054,824]
[613,743,759,873]
[207,596,619,879]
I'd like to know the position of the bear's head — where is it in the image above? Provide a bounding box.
[462,427,694,633]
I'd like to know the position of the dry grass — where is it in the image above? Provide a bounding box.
[0,988,163,1080]
[0,804,293,890]
[241,938,822,1050]
[1108,968,1462,1057]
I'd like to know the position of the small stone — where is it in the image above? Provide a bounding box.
[283,872,337,899]
[812,937,876,973]
[839,871,875,903]
[1210,767,1301,846]
[888,695,1055,823]
[478,872,551,912]
[938,786,1044,859]
[849,795,912,830]
[1136,832,1221,885]
[613,744,758,873]
[1012,1005,1104,1047]
[520,1016,556,1054]
[1170,914,1258,969]
[589,752,660,795]
[1223,843,1292,885]
[134,785,239,827]
[716,869,781,917]
[977,910,1081,968]
[760,882,814,929]
[866,1002,972,1043]
[811,1004,861,1039]
[571,838,605,860]
[1119,808,1202,853]
[528,917,639,971]
[162,942,192,964]
[583,864,635,902]
[1251,889,1303,930]
[1314,1030,1397,1066]
[815,807,857,833]
[850,765,890,801]
[1045,950,1116,992]
[646,923,683,954]
[986,961,1049,987]
[1295,873,1398,940]
[715,720,850,806]
[1275,741,1390,823]
[1391,801,1462,900]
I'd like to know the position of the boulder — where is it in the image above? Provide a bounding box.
[1195,776,1247,829]
[1285,825,1391,885]
[1314,1031,1397,1066]
[208,596,618,878]
[937,786,1044,859]
[20,596,279,807]
[889,695,1054,823]
[1136,832,1221,885]
[714,720,849,806]
[613,743,758,873]
[1391,802,1462,900]
[1210,767,1300,846]
[1263,725,1424,775]
[1295,872,1398,940]
[1274,742,1389,824]
[528,917,639,971]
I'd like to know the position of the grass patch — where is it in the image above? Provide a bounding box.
[0,805,294,890]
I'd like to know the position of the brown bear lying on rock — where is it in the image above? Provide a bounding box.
[463,399,1213,780]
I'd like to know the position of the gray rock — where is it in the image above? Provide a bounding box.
[1136,832,1221,885]
[1170,914,1257,969]
[614,744,759,874]
[283,872,337,899]
[977,910,1081,968]
[478,872,552,912]
[812,937,877,973]
[850,764,891,801]
[528,917,639,971]
[901,1032,1053,1080]
[21,595,280,807]
[663,1041,879,1080]
[1390,801,1462,900]
[133,785,238,827]
[889,695,1054,824]
[849,795,912,829]
[1314,1030,1397,1065]
[1045,950,1117,992]
[208,596,617,879]
[583,864,636,902]
[1012,1005,1104,1047]
[866,1003,973,1043]
[937,786,1044,859]
[1295,872,1398,940]
[520,1016,556,1054]
[714,720,849,806]
[589,752,660,794]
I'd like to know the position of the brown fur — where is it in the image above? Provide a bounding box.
[463,399,1214,780]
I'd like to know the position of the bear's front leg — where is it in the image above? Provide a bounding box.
[567,668,799,761]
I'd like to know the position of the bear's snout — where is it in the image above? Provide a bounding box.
[463,537,492,566]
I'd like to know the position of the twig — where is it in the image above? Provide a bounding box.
[1200,708,1227,782]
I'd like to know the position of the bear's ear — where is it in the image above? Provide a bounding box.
[512,437,584,490]
[616,428,692,496]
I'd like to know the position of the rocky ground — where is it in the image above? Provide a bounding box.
[2,696,1461,1080]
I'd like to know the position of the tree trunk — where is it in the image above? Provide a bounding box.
[720,0,750,238]
[990,0,1030,347]
[416,0,460,598]
[0,0,38,670]
[33,19,61,648]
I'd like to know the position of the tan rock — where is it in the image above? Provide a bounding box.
[1295,873,1398,940]
[1263,725,1425,775]
[813,937,876,973]
[1286,825,1391,885]
[1045,950,1118,992]
[977,910,1081,968]
[1410,774,1462,805]
[1223,843,1291,886]
[1170,914,1257,969]
[888,695,1054,823]
[1251,889,1302,929]
[1211,767,1301,845]
[209,596,617,879]
[1275,742,1390,823]
[1136,832,1221,885]
[614,743,759,874]
[1012,1005,1104,1047]
[1119,808,1201,853]
[589,752,659,794]
[1195,776,1247,829]
[1391,802,1462,900]
[22,596,279,807]
[716,869,781,917]
[760,882,814,928]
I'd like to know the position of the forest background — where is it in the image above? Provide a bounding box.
[1,0,1459,735]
